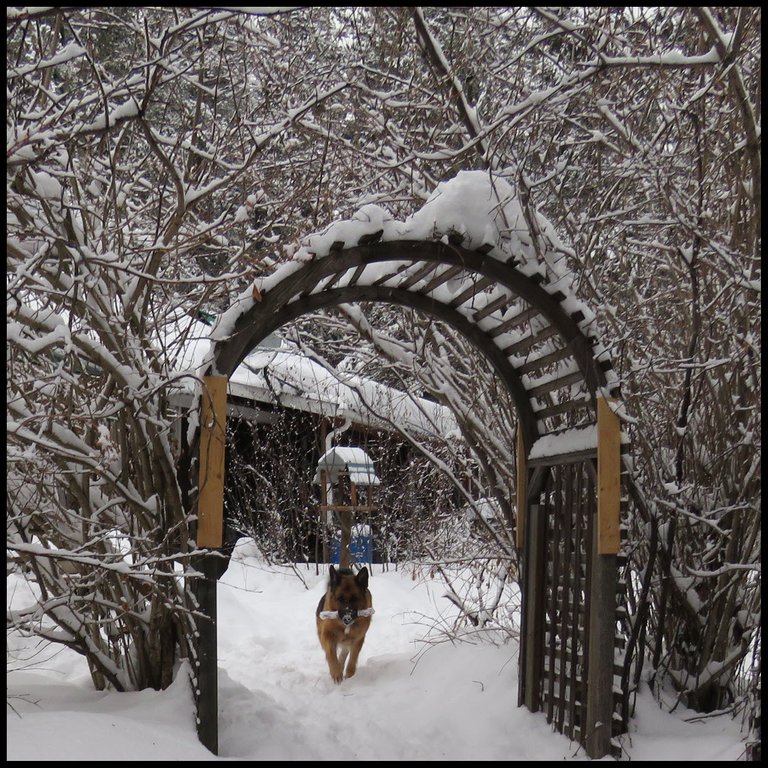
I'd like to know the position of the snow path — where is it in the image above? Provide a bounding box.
[7,543,747,761]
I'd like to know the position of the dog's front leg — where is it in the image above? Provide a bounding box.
[324,641,344,684]
[338,645,350,675]
[344,637,365,679]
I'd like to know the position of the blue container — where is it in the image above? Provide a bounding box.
[330,532,372,565]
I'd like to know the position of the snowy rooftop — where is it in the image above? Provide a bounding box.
[463,496,503,522]
[166,313,457,438]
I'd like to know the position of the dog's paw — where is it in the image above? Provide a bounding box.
[331,669,344,684]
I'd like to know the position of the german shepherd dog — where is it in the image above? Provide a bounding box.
[316,565,373,683]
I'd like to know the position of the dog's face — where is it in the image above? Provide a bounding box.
[329,565,369,626]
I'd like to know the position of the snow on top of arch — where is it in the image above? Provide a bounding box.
[403,171,521,249]
[293,202,401,260]
[286,171,572,268]
[241,171,578,304]
[209,171,612,386]
[289,171,584,305]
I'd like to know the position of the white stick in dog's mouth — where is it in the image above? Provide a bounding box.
[319,608,375,620]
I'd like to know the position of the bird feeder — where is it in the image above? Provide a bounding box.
[313,447,380,567]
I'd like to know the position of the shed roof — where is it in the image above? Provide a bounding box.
[165,312,457,439]
[463,497,502,522]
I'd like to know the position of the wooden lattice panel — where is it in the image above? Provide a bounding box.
[531,461,631,759]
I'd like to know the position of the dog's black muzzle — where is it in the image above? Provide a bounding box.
[339,607,357,626]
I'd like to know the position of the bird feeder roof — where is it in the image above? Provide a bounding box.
[313,446,381,486]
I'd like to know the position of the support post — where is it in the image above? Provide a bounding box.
[516,426,526,550]
[586,396,621,758]
[197,376,227,549]
[339,511,353,568]
[195,375,227,756]
[339,473,353,569]
[597,397,621,555]
[194,553,219,756]
[320,469,330,564]
[586,546,618,758]
[523,502,546,712]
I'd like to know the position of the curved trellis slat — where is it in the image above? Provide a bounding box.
[203,240,622,451]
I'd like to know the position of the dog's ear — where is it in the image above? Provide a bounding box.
[356,566,369,590]
[329,564,338,587]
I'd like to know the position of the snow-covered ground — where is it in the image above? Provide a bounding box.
[7,540,747,761]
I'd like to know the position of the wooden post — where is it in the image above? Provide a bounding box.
[194,552,219,756]
[195,375,227,756]
[523,501,546,712]
[320,469,329,564]
[516,426,526,550]
[597,397,621,555]
[339,512,352,568]
[340,473,353,568]
[197,376,227,548]
[586,546,618,758]
[586,397,622,758]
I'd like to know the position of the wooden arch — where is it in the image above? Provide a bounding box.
[205,239,620,446]
[194,233,632,759]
